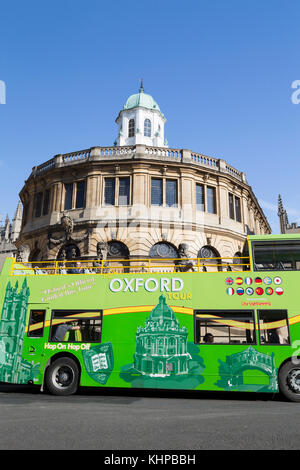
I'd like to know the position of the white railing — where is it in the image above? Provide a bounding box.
[31,145,243,182]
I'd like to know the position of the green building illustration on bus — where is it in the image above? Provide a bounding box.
[134,295,191,377]
[0,279,40,384]
[0,234,300,401]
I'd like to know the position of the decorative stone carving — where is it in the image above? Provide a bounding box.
[48,215,88,253]
[61,215,74,239]
[175,243,195,272]
[16,244,30,263]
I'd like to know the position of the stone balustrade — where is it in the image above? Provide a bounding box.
[30,144,245,182]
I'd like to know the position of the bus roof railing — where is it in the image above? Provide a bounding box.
[10,257,250,276]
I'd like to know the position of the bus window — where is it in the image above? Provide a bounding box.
[28,310,46,337]
[257,310,290,345]
[50,310,102,343]
[194,310,256,345]
[252,241,300,271]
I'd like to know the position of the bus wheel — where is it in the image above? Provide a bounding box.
[279,361,300,402]
[45,357,79,396]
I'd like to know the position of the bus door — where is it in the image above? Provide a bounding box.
[26,304,49,357]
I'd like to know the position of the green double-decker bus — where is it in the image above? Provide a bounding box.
[1,234,300,401]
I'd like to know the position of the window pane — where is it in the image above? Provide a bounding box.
[235,197,241,222]
[258,310,290,345]
[196,184,204,211]
[104,178,115,205]
[144,119,151,137]
[207,186,216,214]
[128,119,135,137]
[42,189,50,216]
[166,179,177,207]
[253,241,300,271]
[50,310,102,343]
[195,310,256,345]
[76,181,86,208]
[151,178,163,206]
[35,192,43,218]
[28,310,46,337]
[229,193,234,219]
[64,183,73,210]
[118,177,130,205]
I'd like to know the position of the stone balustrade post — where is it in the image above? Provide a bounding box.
[135,144,146,159]
[89,147,101,161]
[218,159,227,173]
[181,149,191,163]
[54,154,63,168]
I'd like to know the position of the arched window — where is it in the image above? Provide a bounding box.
[233,251,243,270]
[144,119,151,137]
[198,246,222,271]
[149,242,178,259]
[57,244,80,260]
[128,119,135,137]
[107,241,129,259]
[29,249,41,262]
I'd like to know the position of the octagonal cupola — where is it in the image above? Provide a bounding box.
[115,82,167,147]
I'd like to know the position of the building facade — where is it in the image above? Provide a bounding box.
[278,194,300,234]
[17,86,271,266]
[0,202,23,269]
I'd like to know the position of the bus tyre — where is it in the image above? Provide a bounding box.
[279,361,300,402]
[45,357,79,396]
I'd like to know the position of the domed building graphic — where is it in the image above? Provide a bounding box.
[134,295,192,377]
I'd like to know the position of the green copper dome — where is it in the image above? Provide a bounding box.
[123,85,162,113]
[148,295,178,323]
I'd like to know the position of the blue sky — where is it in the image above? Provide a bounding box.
[0,0,300,232]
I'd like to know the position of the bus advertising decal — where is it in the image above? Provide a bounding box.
[226,287,234,296]
[255,287,264,295]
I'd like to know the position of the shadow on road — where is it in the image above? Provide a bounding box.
[0,382,287,403]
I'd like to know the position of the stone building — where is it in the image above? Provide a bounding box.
[0,202,23,269]
[278,194,300,234]
[16,85,271,267]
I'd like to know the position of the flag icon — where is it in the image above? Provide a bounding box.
[246,287,254,295]
[236,287,244,295]
[264,277,272,285]
[256,287,264,295]
[225,277,234,285]
[275,287,284,295]
[226,287,234,296]
[236,277,243,285]
[265,287,273,295]
[274,277,282,285]
[245,277,252,285]
[255,277,262,284]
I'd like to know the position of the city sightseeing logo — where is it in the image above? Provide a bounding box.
[0,80,6,104]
